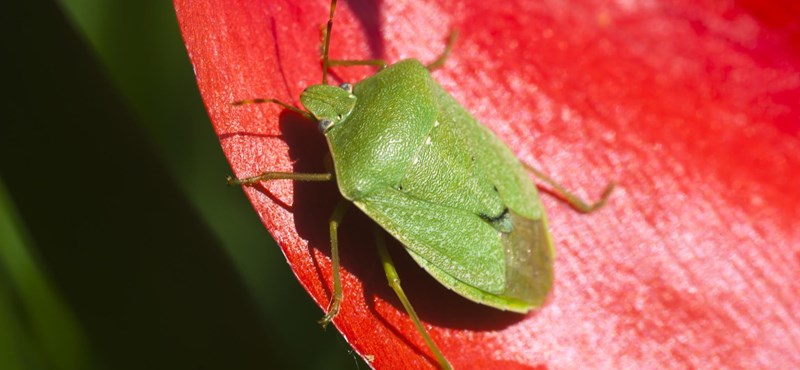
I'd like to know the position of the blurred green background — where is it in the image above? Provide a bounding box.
[0,0,359,368]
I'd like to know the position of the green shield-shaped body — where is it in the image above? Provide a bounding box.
[302,59,553,312]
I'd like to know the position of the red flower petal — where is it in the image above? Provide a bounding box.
[175,0,800,368]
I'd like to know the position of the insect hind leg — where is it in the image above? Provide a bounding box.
[524,163,616,213]
[374,226,452,370]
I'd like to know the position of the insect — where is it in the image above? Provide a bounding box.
[229,1,614,368]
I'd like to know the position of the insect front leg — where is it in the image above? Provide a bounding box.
[327,58,388,69]
[524,163,616,213]
[319,199,350,328]
[374,227,452,370]
[322,30,458,73]
[317,0,388,83]
[231,98,313,121]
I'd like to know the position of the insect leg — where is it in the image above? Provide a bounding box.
[523,163,615,213]
[226,172,331,186]
[317,0,387,80]
[327,29,457,72]
[426,31,459,71]
[229,169,345,326]
[231,98,314,121]
[327,59,388,69]
[319,199,350,328]
[374,227,452,370]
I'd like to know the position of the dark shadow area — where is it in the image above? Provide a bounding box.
[364,233,547,368]
[0,0,284,368]
[269,14,298,101]
[277,110,349,292]
[345,0,385,61]
[366,231,536,330]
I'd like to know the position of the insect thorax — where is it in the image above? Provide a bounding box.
[324,60,439,201]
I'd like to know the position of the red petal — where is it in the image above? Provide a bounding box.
[175,0,800,368]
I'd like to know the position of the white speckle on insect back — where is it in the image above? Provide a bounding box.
[425,137,432,146]
[434,120,440,127]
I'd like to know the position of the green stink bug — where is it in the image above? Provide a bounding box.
[229,1,614,368]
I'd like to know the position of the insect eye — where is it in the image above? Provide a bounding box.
[339,83,353,94]
[318,119,334,133]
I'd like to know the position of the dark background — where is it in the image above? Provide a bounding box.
[0,0,358,368]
